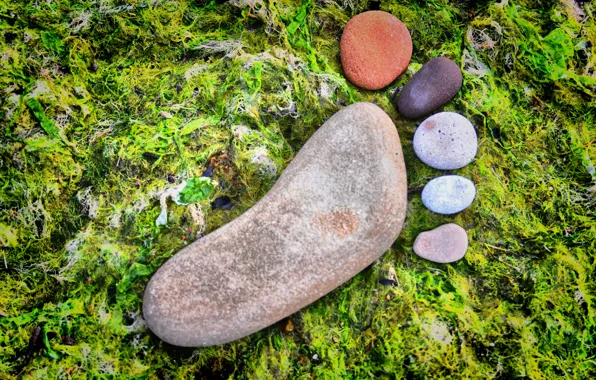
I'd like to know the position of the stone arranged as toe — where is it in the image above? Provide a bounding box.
[395,57,463,120]
[340,11,412,90]
[421,175,475,214]
[413,112,478,170]
[413,223,468,263]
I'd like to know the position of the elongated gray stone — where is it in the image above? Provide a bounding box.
[421,175,475,214]
[143,103,408,347]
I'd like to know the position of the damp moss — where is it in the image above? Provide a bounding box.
[0,0,595,378]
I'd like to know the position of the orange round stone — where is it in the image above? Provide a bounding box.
[340,11,413,90]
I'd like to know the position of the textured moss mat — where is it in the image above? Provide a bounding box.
[1,0,595,378]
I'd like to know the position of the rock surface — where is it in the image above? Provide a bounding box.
[421,175,475,214]
[143,103,408,347]
[413,112,478,170]
[340,11,412,90]
[413,223,468,263]
[395,57,462,119]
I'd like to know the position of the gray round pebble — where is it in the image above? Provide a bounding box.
[421,175,475,214]
[413,112,477,170]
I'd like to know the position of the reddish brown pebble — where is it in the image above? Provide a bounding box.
[340,11,412,90]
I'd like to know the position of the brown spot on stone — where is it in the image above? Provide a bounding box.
[422,120,436,130]
[142,103,408,347]
[314,210,360,238]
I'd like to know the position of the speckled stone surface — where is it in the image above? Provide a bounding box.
[143,103,408,347]
[413,223,468,263]
[340,11,412,90]
[413,112,478,170]
[395,57,462,120]
[421,175,475,214]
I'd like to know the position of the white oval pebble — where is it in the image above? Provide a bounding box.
[421,175,475,214]
[413,112,477,170]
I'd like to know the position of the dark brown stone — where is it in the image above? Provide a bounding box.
[395,57,462,120]
[340,11,412,90]
[143,103,408,347]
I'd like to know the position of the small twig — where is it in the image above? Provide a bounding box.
[560,137,596,156]
[25,326,41,360]
[484,243,511,252]
[428,267,446,274]
[89,127,112,143]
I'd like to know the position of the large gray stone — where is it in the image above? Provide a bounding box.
[143,103,408,347]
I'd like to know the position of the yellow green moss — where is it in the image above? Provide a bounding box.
[0,0,595,378]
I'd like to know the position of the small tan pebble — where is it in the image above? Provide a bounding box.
[160,110,173,119]
[413,223,468,263]
[284,319,294,333]
[333,336,339,343]
[387,266,397,280]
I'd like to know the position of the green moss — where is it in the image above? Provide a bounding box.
[0,0,595,378]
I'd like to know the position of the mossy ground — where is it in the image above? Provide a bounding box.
[1,0,595,378]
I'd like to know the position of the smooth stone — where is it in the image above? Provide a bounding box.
[143,103,408,347]
[413,224,468,263]
[395,57,462,119]
[413,112,477,170]
[340,11,412,90]
[421,175,475,214]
